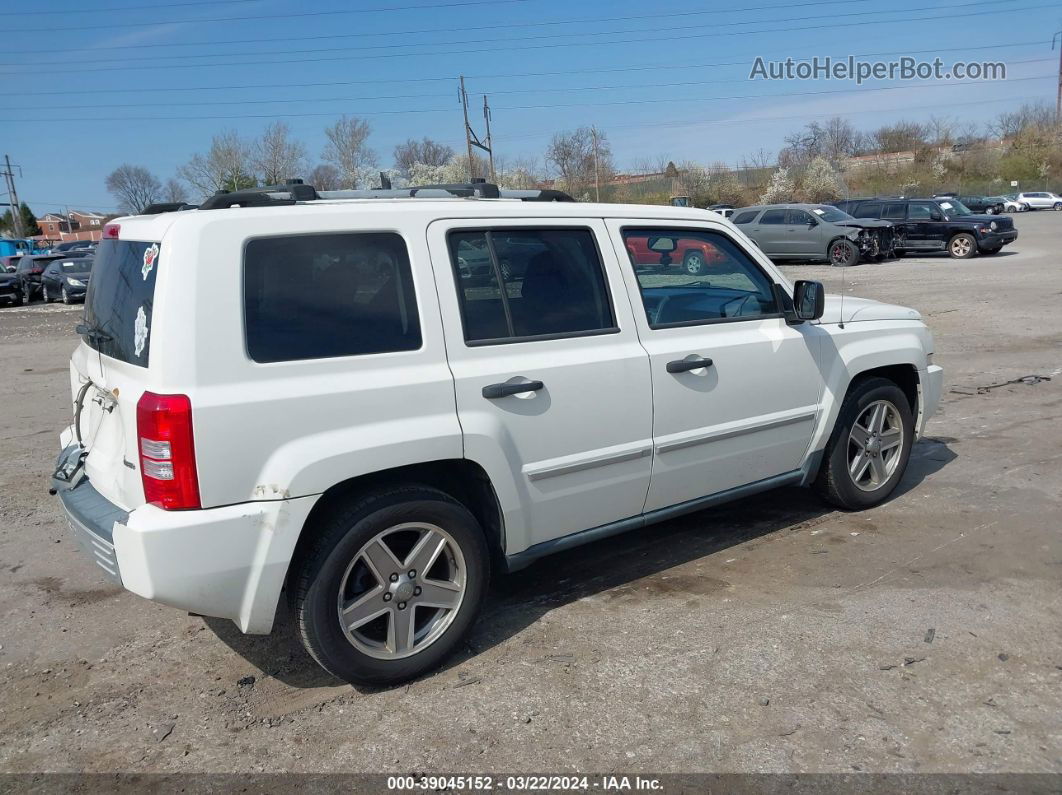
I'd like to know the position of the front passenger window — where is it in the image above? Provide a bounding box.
[622,228,779,328]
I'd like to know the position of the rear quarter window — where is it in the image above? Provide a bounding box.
[82,239,159,366]
[244,231,421,363]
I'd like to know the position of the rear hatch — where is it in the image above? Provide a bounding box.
[71,236,160,510]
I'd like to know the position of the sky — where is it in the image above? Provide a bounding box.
[1,0,1059,216]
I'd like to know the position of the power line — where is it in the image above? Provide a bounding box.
[2,0,263,14]
[6,3,1050,75]
[2,39,1045,97]
[39,60,1055,111]
[5,75,1052,124]
[5,0,1007,68]
[5,0,535,33]
[2,0,870,54]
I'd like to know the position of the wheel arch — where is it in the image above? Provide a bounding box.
[288,459,506,587]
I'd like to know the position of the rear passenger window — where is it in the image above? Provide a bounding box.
[732,211,758,224]
[760,209,787,224]
[883,203,906,220]
[244,232,421,363]
[854,203,882,218]
[448,228,615,344]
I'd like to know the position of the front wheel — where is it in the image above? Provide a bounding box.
[948,233,977,259]
[41,284,51,303]
[814,377,914,510]
[292,487,489,686]
[828,239,859,267]
[683,250,707,275]
[62,286,72,304]
[1053,202,1062,211]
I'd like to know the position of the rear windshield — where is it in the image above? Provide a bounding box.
[82,239,159,366]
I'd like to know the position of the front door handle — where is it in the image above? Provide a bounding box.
[482,379,545,399]
[666,357,713,373]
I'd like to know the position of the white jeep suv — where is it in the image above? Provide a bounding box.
[51,181,943,685]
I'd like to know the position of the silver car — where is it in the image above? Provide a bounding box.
[732,203,899,267]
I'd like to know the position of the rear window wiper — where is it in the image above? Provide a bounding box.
[75,322,112,343]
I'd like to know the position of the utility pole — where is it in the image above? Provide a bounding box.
[591,127,601,202]
[458,76,496,182]
[1054,30,1062,124]
[2,155,24,238]
[483,95,496,182]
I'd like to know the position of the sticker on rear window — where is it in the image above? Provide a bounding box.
[142,243,159,281]
[134,305,149,358]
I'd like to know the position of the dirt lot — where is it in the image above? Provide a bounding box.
[0,212,1060,777]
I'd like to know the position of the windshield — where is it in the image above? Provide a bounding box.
[61,260,91,273]
[937,200,972,217]
[811,206,852,223]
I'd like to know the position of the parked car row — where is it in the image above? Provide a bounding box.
[728,195,1019,265]
[938,191,1062,213]
[1,251,93,305]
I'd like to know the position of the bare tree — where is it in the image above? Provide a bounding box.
[308,163,342,191]
[162,178,188,204]
[323,116,377,188]
[393,137,455,177]
[253,121,307,185]
[105,164,161,214]
[779,117,861,166]
[870,121,930,154]
[178,130,256,198]
[546,127,613,196]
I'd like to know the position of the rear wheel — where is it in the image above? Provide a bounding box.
[814,377,914,510]
[828,239,859,267]
[947,233,977,259]
[292,486,489,686]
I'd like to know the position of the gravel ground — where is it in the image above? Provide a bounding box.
[0,212,1059,777]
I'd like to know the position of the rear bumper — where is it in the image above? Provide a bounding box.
[52,444,318,634]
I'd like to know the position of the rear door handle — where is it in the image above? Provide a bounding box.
[666,357,713,373]
[482,380,544,399]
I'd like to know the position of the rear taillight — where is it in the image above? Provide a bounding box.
[103,223,120,238]
[136,392,201,510]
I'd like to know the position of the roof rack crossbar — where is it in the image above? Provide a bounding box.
[190,180,574,212]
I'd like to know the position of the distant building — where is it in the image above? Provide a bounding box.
[35,210,109,243]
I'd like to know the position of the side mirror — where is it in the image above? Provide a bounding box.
[807,219,818,228]
[793,280,825,321]
[930,212,943,221]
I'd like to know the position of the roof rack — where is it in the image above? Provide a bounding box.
[142,202,197,215]
[185,179,573,212]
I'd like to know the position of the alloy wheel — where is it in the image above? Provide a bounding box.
[848,400,904,492]
[950,236,972,257]
[336,522,466,660]
[685,253,704,274]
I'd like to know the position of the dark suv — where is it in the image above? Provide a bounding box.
[831,197,1017,258]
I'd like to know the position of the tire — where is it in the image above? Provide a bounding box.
[828,239,859,267]
[947,233,977,259]
[61,286,72,304]
[1054,202,1062,211]
[683,250,707,275]
[985,207,994,215]
[291,486,490,687]
[814,377,914,510]
[41,284,51,303]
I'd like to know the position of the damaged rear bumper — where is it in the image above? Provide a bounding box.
[52,443,318,634]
